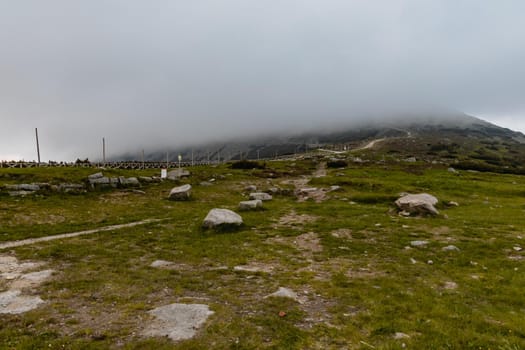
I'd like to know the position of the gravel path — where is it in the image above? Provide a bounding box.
[0,219,163,250]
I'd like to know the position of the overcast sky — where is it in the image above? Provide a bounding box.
[1,1,524,161]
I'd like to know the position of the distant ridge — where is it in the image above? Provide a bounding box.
[116,113,523,163]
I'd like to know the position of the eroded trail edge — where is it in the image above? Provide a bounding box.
[0,219,163,250]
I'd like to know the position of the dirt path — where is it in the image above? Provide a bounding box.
[355,138,386,151]
[313,161,327,178]
[0,219,163,250]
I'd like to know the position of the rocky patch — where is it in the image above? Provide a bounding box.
[142,303,214,341]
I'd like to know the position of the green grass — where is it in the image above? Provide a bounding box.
[0,160,524,349]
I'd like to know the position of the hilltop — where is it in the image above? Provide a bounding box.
[122,114,525,173]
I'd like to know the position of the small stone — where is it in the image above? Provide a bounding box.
[448,201,459,206]
[410,240,429,247]
[239,200,263,211]
[427,260,434,265]
[245,185,257,192]
[265,287,299,302]
[150,260,174,268]
[513,246,523,252]
[442,245,460,252]
[444,281,458,290]
[249,192,272,201]
[410,258,417,264]
[394,332,410,339]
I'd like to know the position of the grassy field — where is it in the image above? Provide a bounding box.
[0,157,524,349]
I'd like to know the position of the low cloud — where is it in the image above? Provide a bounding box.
[1,1,524,160]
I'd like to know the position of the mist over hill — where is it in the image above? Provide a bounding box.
[116,114,525,170]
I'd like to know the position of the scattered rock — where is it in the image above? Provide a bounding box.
[244,185,257,192]
[442,245,460,252]
[150,260,174,268]
[199,181,213,186]
[202,209,243,229]
[5,184,40,191]
[329,185,342,192]
[394,332,410,339]
[448,167,457,173]
[118,177,140,187]
[410,240,430,247]
[167,169,190,180]
[139,176,155,183]
[444,281,458,290]
[448,201,459,207]
[513,246,523,252]
[8,191,35,197]
[298,188,318,194]
[233,263,274,274]
[57,183,85,193]
[168,184,192,201]
[395,193,439,216]
[239,199,263,211]
[88,172,104,180]
[249,192,273,201]
[265,287,300,302]
[142,303,214,341]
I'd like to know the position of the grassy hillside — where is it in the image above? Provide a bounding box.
[0,157,524,349]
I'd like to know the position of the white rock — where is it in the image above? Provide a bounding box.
[265,287,299,302]
[142,303,214,341]
[396,193,439,216]
[394,332,410,339]
[239,200,263,211]
[245,185,257,192]
[442,245,460,252]
[168,184,192,201]
[150,260,174,268]
[410,240,429,247]
[202,209,243,229]
[249,192,272,201]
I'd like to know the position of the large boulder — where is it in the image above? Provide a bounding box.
[202,209,243,229]
[239,199,263,211]
[168,184,192,201]
[395,193,439,216]
[249,192,273,201]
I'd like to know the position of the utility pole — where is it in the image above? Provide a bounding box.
[102,137,106,166]
[35,128,41,165]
